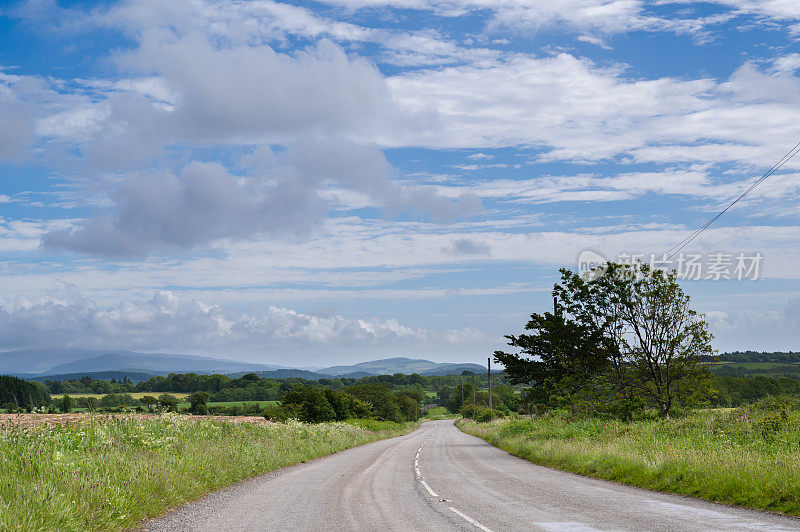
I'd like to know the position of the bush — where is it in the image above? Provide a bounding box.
[281,387,336,423]
[99,393,140,409]
[157,394,179,412]
[262,404,292,422]
[188,391,210,414]
[85,397,98,412]
[58,395,72,413]
[475,408,505,423]
[139,395,158,412]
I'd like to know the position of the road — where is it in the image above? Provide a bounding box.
[142,419,800,531]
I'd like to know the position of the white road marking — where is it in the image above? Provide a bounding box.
[449,506,495,532]
[420,480,438,497]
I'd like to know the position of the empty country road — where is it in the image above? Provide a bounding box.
[141,420,800,531]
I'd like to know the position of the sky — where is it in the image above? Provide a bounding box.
[2,0,800,366]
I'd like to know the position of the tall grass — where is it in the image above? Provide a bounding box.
[458,404,800,515]
[0,414,414,531]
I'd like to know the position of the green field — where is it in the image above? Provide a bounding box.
[458,404,800,516]
[0,414,416,531]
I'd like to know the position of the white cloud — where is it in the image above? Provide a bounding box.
[42,141,480,257]
[0,284,483,354]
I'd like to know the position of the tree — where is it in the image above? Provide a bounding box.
[0,376,51,408]
[139,395,158,412]
[494,308,609,410]
[85,397,98,412]
[281,386,336,423]
[188,391,210,414]
[157,394,179,412]
[609,263,714,417]
[344,384,403,422]
[58,395,73,413]
[496,262,714,418]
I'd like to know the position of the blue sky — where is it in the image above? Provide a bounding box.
[2,0,800,365]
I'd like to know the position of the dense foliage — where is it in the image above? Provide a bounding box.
[716,351,800,363]
[495,263,714,419]
[0,376,51,410]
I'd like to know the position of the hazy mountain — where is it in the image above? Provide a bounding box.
[0,349,123,375]
[1,350,487,380]
[45,352,284,375]
[320,357,486,377]
[28,370,159,384]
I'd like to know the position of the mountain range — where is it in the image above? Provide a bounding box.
[1,350,487,381]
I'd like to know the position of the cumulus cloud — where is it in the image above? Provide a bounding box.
[42,141,480,257]
[0,284,483,353]
[442,238,491,256]
[391,54,800,166]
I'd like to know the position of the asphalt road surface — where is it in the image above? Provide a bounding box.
[142,419,800,531]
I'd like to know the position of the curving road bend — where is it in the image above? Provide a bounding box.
[141,420,800,531]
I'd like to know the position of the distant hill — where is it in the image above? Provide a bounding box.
[0,349,121,375]
[227,369,328,380]
[27,370,158,384]
[46,352,284,376]
[1,349,285,377]
[320,357,486,377]
[1,350,487,380]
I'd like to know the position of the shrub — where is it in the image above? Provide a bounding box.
[139,395,158,412]
[188,391,210,414]
[475,408,505,423]
[58,395,72,413]
[99,393,140,409]
[157,394,179,412]
[262,404,292,422]
[85,397,98,412]
[281,387,336,423]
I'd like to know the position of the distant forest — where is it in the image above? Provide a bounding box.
[712,351,800,363]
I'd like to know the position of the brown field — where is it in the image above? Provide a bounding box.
[0,413,268,428]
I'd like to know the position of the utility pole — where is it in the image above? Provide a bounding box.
[554,295,558,315]
[461,378,464,404]
[487,357,492,413]
[472,374,476,416]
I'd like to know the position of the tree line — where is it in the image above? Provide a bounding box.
[0,376,51,411]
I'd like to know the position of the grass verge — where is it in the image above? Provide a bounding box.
[0,414,416,531]
[457,407,800,516]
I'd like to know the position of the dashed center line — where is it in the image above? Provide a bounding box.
[413,430,495,532]
[449,506,496,532]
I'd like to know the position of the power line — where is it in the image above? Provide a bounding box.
[660,140,800,264]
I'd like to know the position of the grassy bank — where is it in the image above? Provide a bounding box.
[457,405,800,515]
[0,414,416,531]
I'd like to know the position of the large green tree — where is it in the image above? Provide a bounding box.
[496,262,714,418]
